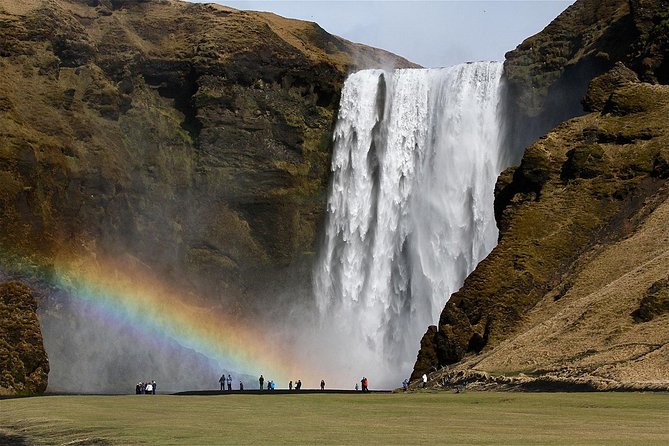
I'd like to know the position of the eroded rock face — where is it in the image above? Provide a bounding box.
[0,282,49,395]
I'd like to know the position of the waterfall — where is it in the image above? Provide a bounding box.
[313,62,507,387]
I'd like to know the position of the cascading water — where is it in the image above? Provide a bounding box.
[313,62,508,387]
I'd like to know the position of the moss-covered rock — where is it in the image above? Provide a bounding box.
[0,281,49,395]
[583,62,640,112]
[561,144,607,180]
[632,277,669,322]
[411,326,439,381]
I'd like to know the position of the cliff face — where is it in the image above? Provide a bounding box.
[413,0,669,390]
[503,0,669,149]
[0,0,415,308]
[0,281,49,395]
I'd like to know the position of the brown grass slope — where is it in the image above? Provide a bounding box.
[0,0,415,308]
[413,70,669,390]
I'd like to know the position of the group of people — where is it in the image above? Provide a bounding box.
[288,379,302,390]
[131,374,438,394]
[135,380,157,394]
[219,374,244,391]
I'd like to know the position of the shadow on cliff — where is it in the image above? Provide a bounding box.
[0,432,31,446]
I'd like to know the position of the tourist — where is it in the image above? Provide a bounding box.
[267,381,271,390]
[289,380,293,390]
[320,379,325,390]
[422,373,428,388]
[355,383,359,391]
[259,374,264,390]
[227,374,232,391]
[361,377,368,392]
[135,382,141,394]
[296,379,302,390]
[402,378,409,391]
[219,374,226,391]
[152,380,157,395]
[239,381,244,391]
[146,381,153,395]
[270,380,275,391]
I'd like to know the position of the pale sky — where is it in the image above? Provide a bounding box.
[187,1,574,67]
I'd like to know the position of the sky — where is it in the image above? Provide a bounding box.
[187,1,575,68]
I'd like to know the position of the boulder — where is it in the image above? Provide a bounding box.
[582,62,640,112]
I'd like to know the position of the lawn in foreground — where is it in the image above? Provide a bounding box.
[1,392,667,445]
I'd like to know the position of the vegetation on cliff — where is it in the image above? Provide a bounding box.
[0,281,49,395]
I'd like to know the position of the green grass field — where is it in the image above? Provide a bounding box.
[1,392,667,445]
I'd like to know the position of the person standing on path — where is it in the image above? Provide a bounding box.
[422,373,428,388]
[320,379,325,390]
[219,374,226,391]
[259,374,264,390]
[227,374,232,391]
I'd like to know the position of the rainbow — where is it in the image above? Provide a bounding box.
[40,252,314,385]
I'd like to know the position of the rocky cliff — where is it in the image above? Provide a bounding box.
[503,0,669,149]
[0,0,415,307]
[0,281,49,395]
[413,0,669,390]
[0,0,417,391]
